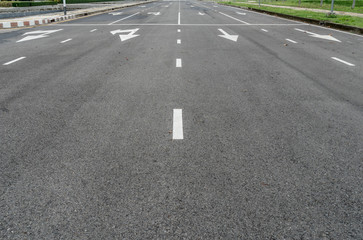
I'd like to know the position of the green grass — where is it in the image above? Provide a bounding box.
[222,2,363,28]
[228,0,363,14]
[57,0,124,3]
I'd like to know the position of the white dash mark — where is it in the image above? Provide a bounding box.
[177,39,181,44]
[219,12,249,25]
[285,38,297,43]
[3,56,26,65]
[60,38,72,43]
[108,12,140,25]
[261,29,268,32]
[90,29,97,32]
[177,29,181,32]
[178,12,181,25]
[173,109,183,140]
[331,57,355,66]
[176,58,182,67]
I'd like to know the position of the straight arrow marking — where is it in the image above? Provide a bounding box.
[17,29,63,43]
[294,28,341,42]
[218,28,238,42]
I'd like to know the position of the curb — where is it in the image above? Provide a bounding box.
[221,3,363,35]
[0,2,148,29]
[0,14,75,28]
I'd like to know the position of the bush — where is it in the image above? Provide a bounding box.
[11,1,57,7]
[0,1,11,6]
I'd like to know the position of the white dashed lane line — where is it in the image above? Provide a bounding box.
[3,57,26,66]
[178,29,181,32]
[60,38,72,43]
[90,29,97,32]
[286,38,298,43]
[331,57,355,66]
[177,39,181,44]
[218,12,250,25]
[108,12,140,25]
[261,29,268,32]
[176,58,182,68]
[173,109,183,140]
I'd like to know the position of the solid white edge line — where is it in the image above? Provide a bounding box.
[108,12,140,25]
[331,57,355,66]
[177,39,181,44]
[286,38,297,43]
[60,38,72,43]
[58,23,307,26]
[176,58,182,67]
[3,57,26,65]
[173,109,183,140]
[220,3,363,38]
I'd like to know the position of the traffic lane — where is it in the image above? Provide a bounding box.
[0,26,185,239]
[256,25,363,70]
[180,0,249,25]
[0,25,127,90]
[60,1,162,24]
[226,25,363,106]
[196,0,300,25]
[215,3,363,45]
[105,1,179,25]
[169,25,363,238]
[0,25,126,196]
[254,23,363,49]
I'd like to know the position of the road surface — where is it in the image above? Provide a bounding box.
[1,0,363,239]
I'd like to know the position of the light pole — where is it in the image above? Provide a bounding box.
[63,0,67,15]
[330,0,335,15]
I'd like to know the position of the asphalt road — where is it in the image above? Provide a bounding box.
[1,0,363,239]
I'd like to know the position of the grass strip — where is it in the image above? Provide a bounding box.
[222,2,363,28]
[230,0,363,14]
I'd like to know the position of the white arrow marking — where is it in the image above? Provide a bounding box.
[295,28,341,42]
[17,34,48,42]
[17,29,63,43]
[148,12,160,15]
[109,12,123,16]
[198,12,205,15]
[22,29,63,36]
[111,28,140,42]
[218,28,238,42]
[236,12,246,15]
